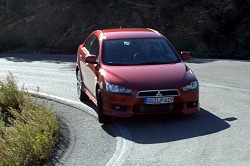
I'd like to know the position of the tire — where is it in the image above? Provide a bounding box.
[77,69,88,101]
[97,89,111,123]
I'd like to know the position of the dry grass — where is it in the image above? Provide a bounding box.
[0,73,60,166]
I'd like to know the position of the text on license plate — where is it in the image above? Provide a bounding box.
[144,97,174,104]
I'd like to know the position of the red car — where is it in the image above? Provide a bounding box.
[76,28,199,123]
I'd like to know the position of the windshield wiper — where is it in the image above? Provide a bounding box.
[106,62,128,66]
[135,61,166,65]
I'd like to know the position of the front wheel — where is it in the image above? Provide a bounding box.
[97,89,111,123]
[77,69,88,101]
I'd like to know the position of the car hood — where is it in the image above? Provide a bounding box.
[103,62,195,90]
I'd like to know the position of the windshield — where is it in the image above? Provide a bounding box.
[102,38,181,66]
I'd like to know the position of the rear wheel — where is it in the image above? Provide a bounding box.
[97,89,111,123]
[77,69,88,101]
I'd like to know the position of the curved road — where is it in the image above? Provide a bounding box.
[0,54,249,166]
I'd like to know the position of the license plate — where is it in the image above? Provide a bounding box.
[144,97,174,105]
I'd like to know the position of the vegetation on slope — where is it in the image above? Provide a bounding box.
[0,73,60,166]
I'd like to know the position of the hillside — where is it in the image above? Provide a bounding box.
[0,0,249,59]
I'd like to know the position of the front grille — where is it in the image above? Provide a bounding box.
[137,89,180,98]
[133,104,183,113]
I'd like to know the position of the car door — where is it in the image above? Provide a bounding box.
[83,35,99,98]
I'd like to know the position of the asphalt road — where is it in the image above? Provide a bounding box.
[0,54,249,166]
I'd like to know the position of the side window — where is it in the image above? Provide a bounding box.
[83,34,100,62]
[84,35,96,52]
[90,38,99,56]
[89,37,100,62]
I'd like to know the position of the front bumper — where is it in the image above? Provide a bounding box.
[101,89,199,117]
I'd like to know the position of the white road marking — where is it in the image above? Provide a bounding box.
[106,120,132,166]
[27,90,132,166]
[27,90,97,118]
[27,82,249,166]
[25,80,250,166]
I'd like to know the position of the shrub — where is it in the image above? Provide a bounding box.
[0,73,60,166]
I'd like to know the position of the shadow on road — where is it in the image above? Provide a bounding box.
[0,53,76,63]
[101,108,233,144]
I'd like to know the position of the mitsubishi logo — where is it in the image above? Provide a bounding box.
[156,91,163,97]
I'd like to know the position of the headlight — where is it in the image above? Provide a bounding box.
[182,80,199,91]
[106,82,132,93]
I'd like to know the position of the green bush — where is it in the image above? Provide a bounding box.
[0,73,60,166]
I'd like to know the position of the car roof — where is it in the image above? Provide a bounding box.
[97,28,163,40]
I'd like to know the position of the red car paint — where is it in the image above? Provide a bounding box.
[76,28,199,123]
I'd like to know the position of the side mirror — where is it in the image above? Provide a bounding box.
[180,51,191,60]
[84,55,97,64]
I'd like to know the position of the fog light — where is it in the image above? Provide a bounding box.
[187,101,198,108]
[112,105,128,111]
[114,105,120,110]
